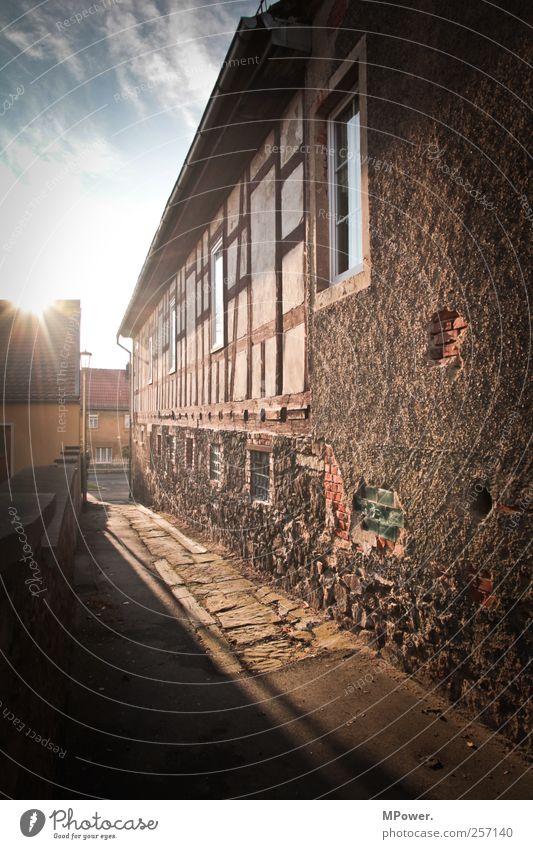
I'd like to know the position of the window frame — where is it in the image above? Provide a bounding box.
[168,296,176,373]
[147,336,153,384]
[327,92,363,286]
[94,446,112,464]
[210,238,225,352]
[88,414,99,430]
[209,442,222,484]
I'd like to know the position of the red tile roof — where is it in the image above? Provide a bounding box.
[86,368,129,411]
[0,300,80,403]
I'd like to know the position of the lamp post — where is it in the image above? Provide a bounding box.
[80,350,92,505]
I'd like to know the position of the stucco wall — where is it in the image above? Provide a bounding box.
[3,402,79,474]
[306,0,532,748]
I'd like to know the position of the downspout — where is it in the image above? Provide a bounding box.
[116,334,133,500]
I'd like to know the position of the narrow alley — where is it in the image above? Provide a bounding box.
[56,475,532,800]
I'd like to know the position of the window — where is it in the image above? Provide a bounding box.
[209,443,221,482]
[156,434,162,457]
[354,486,404,543]
[211,240,224,350]
[124,414,130,429]
[250,450,270,502]
[169,297,176,373]
[147,336,153,384]
[185,437,194,469]
[88,414,99,429]
[328,95,363,282]
[94,447,112,463]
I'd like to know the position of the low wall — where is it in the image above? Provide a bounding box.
[133,423,531,752]
[0,464,80,797]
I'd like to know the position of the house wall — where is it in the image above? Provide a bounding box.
[130,0,531,748]
[132,92,308,420]
[304,0,532,747]
[86,409,129,462]
[2,402,79,475]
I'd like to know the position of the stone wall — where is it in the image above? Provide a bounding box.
[306,0,532,748]
[133,425,326,584]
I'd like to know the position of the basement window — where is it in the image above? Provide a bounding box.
[185,437,194,470]
[250,450,270,502]
[354,485,404,544]
[209,443,221,482]
[147,336,153,384]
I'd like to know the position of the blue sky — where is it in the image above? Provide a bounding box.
[0,0,256,366]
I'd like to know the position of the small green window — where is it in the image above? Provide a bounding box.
[354,485,404,542]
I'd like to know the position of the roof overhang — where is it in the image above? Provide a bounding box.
[118,4,314,338]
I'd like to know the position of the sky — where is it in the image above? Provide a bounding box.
[0,0,256,368]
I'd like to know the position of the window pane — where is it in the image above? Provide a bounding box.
[335,112,349,170]
[212,248,224,348]
[336,218,349,274]
[331,97,363,278]
[347,109,362,269]
[335,164,349,222]
[169,300,176,371]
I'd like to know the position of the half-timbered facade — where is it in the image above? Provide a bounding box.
[119,0,531,748]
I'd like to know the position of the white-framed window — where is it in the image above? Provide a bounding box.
[147,336,153,384]
[169,297,176,373]
[209,443,221,482]
[185,437,194,469]
[328,94,363,283]
[124,414,130,429]
[94,447,112,463]
[88,414,99,429]
[211,239,224,350]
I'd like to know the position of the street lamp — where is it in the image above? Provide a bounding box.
[80,350,92,505]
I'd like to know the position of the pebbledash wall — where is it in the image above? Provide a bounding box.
[127,0,531,748]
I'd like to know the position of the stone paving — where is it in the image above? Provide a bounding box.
[119,504,357,674]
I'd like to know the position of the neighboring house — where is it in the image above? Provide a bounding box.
[118,1,531,745]
[0,300,80,482]
[85,368,130,465]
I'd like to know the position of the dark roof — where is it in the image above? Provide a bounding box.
[0,300,80,403]
[86,368,129,411]
[118,0,316,338]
